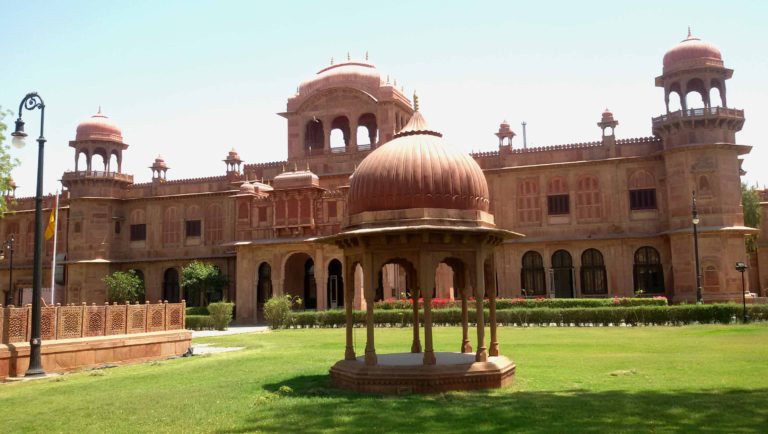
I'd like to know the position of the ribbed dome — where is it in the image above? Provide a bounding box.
[75,109,122,142]
[299,61,381,96]
[663,30,722,70]
[348,112,490,215]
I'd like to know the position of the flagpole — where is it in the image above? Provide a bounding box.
[49,190,59,304]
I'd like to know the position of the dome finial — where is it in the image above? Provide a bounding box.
[347,51,351,61]
[687,25,692,38]
[413,91,419,111]
[97,105,102,114]
[365,50,369,61]
[330,56,334,65]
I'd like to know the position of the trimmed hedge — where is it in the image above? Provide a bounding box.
[186,314,214,330]
[285,304,768,328]
[374,297,668,310]
[186,306,210,316]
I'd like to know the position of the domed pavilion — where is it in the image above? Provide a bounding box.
[319,98,523,394]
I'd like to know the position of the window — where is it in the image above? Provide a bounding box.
[205,204,224,244]
[580,248,607,295]
[258,206,267,223]
[114,221,121,234]
[162,207,180,245]
[633,246,665,294]
[521,251,546,296]
[517,178,541,224]
[327,201,337,219]
[629,189,657,210]
[629,170,657,210]
[576,176,601,219]
[547,194,570,215]
[186,220,201,237]
[130,224,146,241]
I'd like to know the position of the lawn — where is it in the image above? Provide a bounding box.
[2,324,767,433]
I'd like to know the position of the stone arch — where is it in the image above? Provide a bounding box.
[551,250,574,298]
[580,248,607,295]
[283,252,317,309]
[633,246,665,294]
[304,119,324,151]
[76,150,88,172]
[521,251,545,296]
[378,257,416,301]
[327,258,344,309]
[685,77,708,109]
[330,116,351,149]
[357,112,378,146]
[93,147,109,171]
[256,262,273,320]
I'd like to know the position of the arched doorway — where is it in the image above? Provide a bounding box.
[327,259,343,309]
[256,262,272,320]
[634,246,665,294]
[552,250,574,298]
[283,253,317,309]
[163,268,180,303]
[521,251,545,296]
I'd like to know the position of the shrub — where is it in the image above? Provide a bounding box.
[103,270,145,304]
[186,306,209,316]
[374,296,667,310]
[186,315,214,330]
[263,295,302,329]
[207,302,235,331]
[282,304,768,328]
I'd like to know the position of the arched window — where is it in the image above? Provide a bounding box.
[581,249,607,295]
[162,207,180,246]
[576,176,601,220]
[547,177,569,215]
[521,251,545,296]
[518,178,541,224]
[698,175,712,197]
[304,119,324,151]
[163,268,180,303]
[633,246,665,294]
[685,78,707,108]
[703,264,719,288]
[330,116,350,149]
[628,170,657,210]
[205,203,224,244]
[357,113,377,147]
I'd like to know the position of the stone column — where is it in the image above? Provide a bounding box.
[411,285,421,353]
[489,274,499,357]
[461,286,472,353]
[363,252,377,366]
[349,116,358,150]
[344,259,355,361]
[474,250,488,362]
[420,253,436,365]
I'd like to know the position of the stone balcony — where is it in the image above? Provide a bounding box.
[652,107,745,146]
[61,170,134,183]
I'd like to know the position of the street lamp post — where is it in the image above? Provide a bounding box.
[0,236,15,305]
[691,191,703,304]
[10,92,47,377]
[735,261,748,323]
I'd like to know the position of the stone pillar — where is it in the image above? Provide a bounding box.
[411,285,421,353]
[344,260,355,361]
[363,252,377,366]
[349,117,358,150]
[489,275,499,357]
[474,251,488,362]
[460,286,472,353]
[420,253,436,365]
[323,117,332,151]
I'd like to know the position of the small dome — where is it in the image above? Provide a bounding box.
[273,168,320,190]
[226,148,241,160]
[239,182,256,194]
[348,111,490,215]
[75,109,122,142]
[150,155,167,169]
[663,30,722,71]
[601,108,614,122]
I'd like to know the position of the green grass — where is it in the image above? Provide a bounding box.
[2,324,768,433]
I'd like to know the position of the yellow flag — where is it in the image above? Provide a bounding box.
[44,196,57,240]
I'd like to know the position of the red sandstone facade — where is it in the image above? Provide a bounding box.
[0,32,758,322]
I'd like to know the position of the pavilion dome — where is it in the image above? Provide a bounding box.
[75,109,123,142]
[663,30,722,72]
[348,111,490,215]
[239,182,256,194]
[298,60,382,96]
[272,168,320,190]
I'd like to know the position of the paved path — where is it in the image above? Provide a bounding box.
[192,325,269,339]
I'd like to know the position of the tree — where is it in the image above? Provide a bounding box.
[181,261,229,306]
[742,182,762,253]
[0,107,20,215]
[103,270,145,303]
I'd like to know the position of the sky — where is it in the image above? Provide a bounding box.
[1,0,766,197]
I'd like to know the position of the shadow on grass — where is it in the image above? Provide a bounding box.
[214,375,768,433]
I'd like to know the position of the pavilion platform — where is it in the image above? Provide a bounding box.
[330,352,515,394]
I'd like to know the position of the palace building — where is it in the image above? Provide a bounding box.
[0,31,759,322]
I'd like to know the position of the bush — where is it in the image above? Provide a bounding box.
[374,296,668,310]
[103,270,145,304]
[186,315,214,330]
[284,304,768,328]
[207,302,234,331]
[186,306,209,316]
[263,295,302,329]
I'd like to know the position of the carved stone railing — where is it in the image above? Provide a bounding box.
[62,170,134,183]
[652,107,744,126]
[0,301,185,344]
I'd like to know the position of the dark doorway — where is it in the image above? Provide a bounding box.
[304,258,317,309]
[327,259,343,309]
[257,262,272,320]
[163,268,180,303]
[552,250,574,298]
